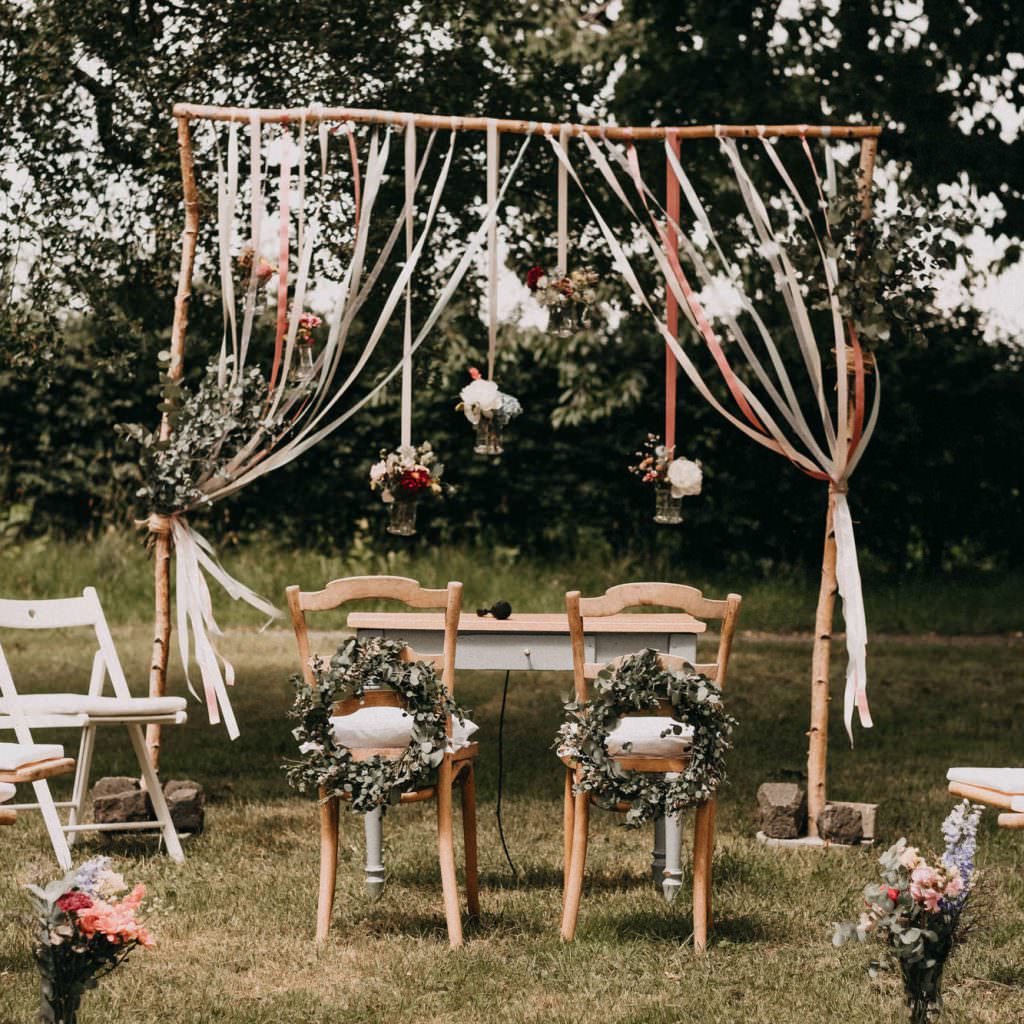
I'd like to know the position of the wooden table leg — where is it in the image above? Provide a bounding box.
[651,816,666,884]
[364,805,385,901]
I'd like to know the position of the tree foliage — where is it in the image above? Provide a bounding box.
[0,0,1021,575]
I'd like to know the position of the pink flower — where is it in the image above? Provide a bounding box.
[944,872,964,899]
[75,885,153,948]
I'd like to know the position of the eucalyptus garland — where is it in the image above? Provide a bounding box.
[285,636,469,814]
[117,357,283,514]
[555,648,736,827]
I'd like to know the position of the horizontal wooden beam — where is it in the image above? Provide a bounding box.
[172,103,882,141]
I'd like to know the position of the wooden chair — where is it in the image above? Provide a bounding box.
[560,582,741,950]
[0,588,187,869]
[286,575,479,947]
[0,744,77,827]
[948,768,1024,830]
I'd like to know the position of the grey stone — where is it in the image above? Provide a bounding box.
[832,801,877,841]
[818,802,864,845]
[91,776,141,800]
[163,779,205,834]
[92,777,152,824]
[757,782,807,839]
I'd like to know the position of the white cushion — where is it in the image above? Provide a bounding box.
[0,694,187,718]
[0,742,65,771]
[606,717,693,757]
[0,782,16,803]
[329,707,478,752]
[948,767,1024,812]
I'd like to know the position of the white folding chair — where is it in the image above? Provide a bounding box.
[0,587,187,867]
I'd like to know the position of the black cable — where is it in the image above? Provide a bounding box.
[495,668,518,877]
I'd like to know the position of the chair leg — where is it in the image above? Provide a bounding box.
[67,725,97,846]
[460,763,480,920]
[562,768,575,896]
[436,761,464,948]
[692,801,714,953]
[703,798,717,931]
[316,789,340,943]
[128,724,184,863]
[32,778,73,870]
[560,788,590,942]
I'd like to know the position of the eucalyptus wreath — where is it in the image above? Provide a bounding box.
[285,635,469,814]
[555,648,736,827]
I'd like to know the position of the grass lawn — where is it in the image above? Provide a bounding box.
[1,620,1023,1023]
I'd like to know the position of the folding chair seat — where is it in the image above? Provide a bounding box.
[287,575,479,947]
[0,742,76,826]
[948,767,1024,830]
[559,582,741,951]
[0,587,186,868]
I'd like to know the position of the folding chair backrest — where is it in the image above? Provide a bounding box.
[0,587,132,700]
[566,582,742,701]
[286,576,463,713]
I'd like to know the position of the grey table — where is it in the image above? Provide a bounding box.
[350,611,706,901]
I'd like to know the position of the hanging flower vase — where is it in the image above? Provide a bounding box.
[474,417,504,456]
[288,342,316,387]
[386,498,418,537]
[548,303,575,338]
[654,484,684,525]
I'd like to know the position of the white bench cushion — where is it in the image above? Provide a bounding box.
[606,717,694,757]
[948,767,1024,812]
[0,782,15,803]
[0,742,65,771]
[1,695,187,718]
[329,707,478,752]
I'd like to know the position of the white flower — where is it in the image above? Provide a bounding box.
[459,378,503,425]
[667,457,702,498]
[536,275,549,290]
[369,461,387,483]
[396,444,417,468]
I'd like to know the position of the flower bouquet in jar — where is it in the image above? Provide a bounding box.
[628,433,702,525]
[369,441,445,536]
[832,801,984,1023]
[526,265,599,337]
[24,857,154,1024]
[457,367,522,456]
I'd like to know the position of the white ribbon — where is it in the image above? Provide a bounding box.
[401,114,415,447]
[486,118,499,379]
[170,517,279,739]
[833,493,873,735]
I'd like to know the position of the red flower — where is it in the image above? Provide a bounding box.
[398,468,432,494]
[886,887,900,902]
[526,265,546,291]
[57,891,94,913]
[468,366,482,380]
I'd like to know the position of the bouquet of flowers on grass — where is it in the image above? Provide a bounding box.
[629,434,703,497]
[833,801,984,1023]
[369,442,444,506]
[25,857,154,1024]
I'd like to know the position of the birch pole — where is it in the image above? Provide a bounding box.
[146,115,199,770]
[805,135,878,838]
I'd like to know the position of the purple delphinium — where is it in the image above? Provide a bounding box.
[72,856,112,896]
[940,800,983,910]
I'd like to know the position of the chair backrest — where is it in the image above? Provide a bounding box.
[285,575,463,720]
[0,588,132,712]
[566,581,742,701]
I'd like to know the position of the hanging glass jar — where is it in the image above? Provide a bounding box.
[474,417,504,456]
[386,498,418,536]
[548,302,575,338]
[654,484,684,525]
[288,342,316,387]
